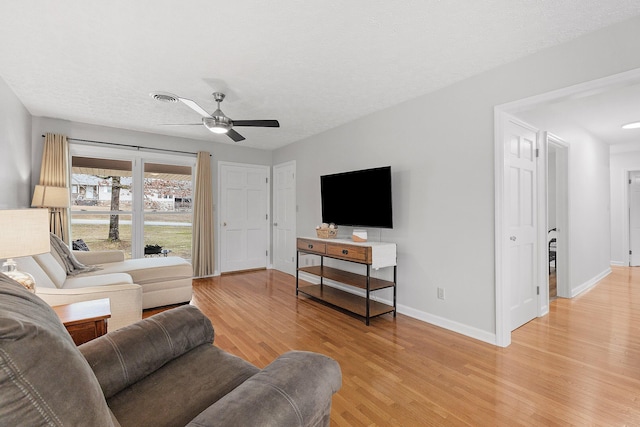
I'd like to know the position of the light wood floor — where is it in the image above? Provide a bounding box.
[148,266,640,426]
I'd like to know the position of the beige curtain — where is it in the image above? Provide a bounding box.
[191,151,215,277]
[39,133,70,243]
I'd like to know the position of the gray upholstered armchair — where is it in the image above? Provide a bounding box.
[0,273,342,426]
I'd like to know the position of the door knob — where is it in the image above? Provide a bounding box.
[273,222,278,226]
[510,236,516,241]
[223,222,227,226]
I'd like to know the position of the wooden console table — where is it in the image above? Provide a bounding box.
[53,298,111,345]
[296,237,397,325]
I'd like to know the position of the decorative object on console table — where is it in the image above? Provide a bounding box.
[352,229,367,242]
[0,209,50,292]
[316,223,338,239]
[31,184,70,240]
[53,298,111,345]
[296,237,397,325]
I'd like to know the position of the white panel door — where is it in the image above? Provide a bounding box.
[273,161,296,275]
[506,120,538,331]
[220,163,269,273]
[629,171,640,266]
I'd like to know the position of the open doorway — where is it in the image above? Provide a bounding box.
[545,134,569,300]
[495,68,640,347]
[548,144,558,298]
[629,171,640,266]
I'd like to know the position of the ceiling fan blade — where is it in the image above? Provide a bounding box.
[177,97,212,118]
[232,120,280,128]
[227,129,246,142]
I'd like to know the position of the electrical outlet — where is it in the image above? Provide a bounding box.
[437,287,445,300]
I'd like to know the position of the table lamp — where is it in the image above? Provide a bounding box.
[0,209,50,292]
[31,185,70,240]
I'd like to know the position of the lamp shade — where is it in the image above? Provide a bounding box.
[31,185,70,208]
[0,209,50,259]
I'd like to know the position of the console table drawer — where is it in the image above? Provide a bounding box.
[327,243,370,263]
[297,239,326,255]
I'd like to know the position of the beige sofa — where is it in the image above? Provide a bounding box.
[73,250,193,309]
[16,250,193,330]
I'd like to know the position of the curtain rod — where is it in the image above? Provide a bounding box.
[41,135,211,157]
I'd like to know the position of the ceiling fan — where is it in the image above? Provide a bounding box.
[152,91,279,142]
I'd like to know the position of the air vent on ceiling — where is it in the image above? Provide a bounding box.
[150,92,179,103]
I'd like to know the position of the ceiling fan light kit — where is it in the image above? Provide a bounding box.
[622,121,640,129]
[203,116,231,134]
[151,91,279,142]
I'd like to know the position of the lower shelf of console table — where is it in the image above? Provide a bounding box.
[296,237,397,325]
[297,281,396,318]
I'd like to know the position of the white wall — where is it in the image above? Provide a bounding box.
[0,77,32,208]
[274,15,640,343]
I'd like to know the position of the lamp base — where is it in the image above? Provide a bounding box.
[2,259,36,293]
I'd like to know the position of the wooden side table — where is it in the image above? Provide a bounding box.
[53,298,111,345]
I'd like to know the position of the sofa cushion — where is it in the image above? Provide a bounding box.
[83,257,192,285]
[80,304,214,399]
[62,272,134,289]
[33,252,67,288]
[107,344,259,427]
[0,273,115,426]
[73,249,125,265]
[14,256,57,289]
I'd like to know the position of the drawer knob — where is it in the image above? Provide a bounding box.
[308,244,313,249]
[342,249,349,255]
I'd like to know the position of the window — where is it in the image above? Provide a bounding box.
[69,146,195,261]
[143,162,193,259]
[70,156,134,257]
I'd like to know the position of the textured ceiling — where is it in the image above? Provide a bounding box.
[1,1,639,150]
[526,79,640,145]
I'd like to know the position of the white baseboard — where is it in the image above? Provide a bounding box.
[571,267,611,297]
[610,261,626,267]
[398,304,497,345]
[297,272,497,345]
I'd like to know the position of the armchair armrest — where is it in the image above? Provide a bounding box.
[73,250,125,265]
[36,283,142,331]
[187,351,342,427]
[80,305,213,399]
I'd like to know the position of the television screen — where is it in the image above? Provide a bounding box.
[321,166,393,229]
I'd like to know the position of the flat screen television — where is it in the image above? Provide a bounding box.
[321,166,393,229]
